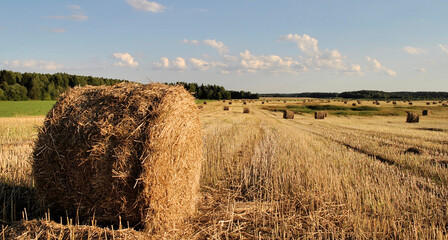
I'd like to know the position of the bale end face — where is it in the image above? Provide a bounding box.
[32,83,202,235]
[315,111,326,119]
[406,112,419,123]
[283,110,294,119]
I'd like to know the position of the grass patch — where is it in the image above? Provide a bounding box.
[0,101,55,117]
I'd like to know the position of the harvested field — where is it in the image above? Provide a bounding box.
[2,98,448,239]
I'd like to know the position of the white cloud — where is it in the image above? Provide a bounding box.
[67,5,82,10]
[366,57,396,76]
[50,28,66,33]
[237,50,306,74]
[125,0,166,13]
[3,60,64,71]
[153,57,188,71]
[189,58,209,71]
[112,52,139,68]
[402,46,427,55]
[414,68,426,73]
[172,57,187,70]
[46,14,88,22]
[439,44,448,56]
[278,33,357,74]
[278,33,319,56]
[183,39,229,55]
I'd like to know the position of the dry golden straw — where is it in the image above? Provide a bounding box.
[283,110,294,119]
[32,83,202,235]
[314,111,326,119]
[406,112,419,123]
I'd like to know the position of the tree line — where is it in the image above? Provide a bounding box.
[262,90,448,100]
[168,82,259,100]
[0,70,125,101]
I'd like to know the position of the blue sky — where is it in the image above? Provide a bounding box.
[1,0,448,93]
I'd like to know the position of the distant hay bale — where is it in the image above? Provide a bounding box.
[433,102,437,104]
[222,100,226,103]
[393,101,397,105]
[243,101,247,105]
[32,83,202,234]
[198,105,203,110]
[283,110,294,119]
[406,112,419,123]
[203,101,207,104]
[223,106,229,111]
[426,102,431,105]
[229,101,232,105]
[376,102,380,105]
[357,101,361,104]
[314,111,326,119]
[422,110,431,116]
[352,103,357,106]
[409,102,413,105]
[261,101,265,104]
[284,101,287,103]
[243,108,250,113]
[344,101,348,104]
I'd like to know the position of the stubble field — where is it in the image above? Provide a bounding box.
[1,99,448,239]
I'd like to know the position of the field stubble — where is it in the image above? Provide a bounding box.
[1,100,448,239]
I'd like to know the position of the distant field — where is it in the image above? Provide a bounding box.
[0,101,55,117]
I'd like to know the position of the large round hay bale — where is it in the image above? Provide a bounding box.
[203,101,207,105]
[243,107,250,114]
[406,112,419,123]
[223,106,229,111]
[352,103,357,107]
[314,111,326,119]
[422,110,431,116]
[32,83,202,234]
[283,110,294,119]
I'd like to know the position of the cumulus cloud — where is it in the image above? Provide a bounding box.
[414,68,426,73]
[3,60,64,71]
[112,52,139,67]
[366,57,396,76]
[189,58,209,71]
[183,39,229,55]
[126,0,166,13]
[279,33,359,74]
[237,50,306,74]
[439,44,448,56]
[278,33,319,56]
[153,57,188,71]
[46,14,88,22]
[402,46,427,55]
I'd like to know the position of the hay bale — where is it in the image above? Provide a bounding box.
[198,105,203,110]
[357,101,361,104]
[422,110,431,116]
[243,101,247,105]
[243,108,250,114]
[426,102,431,105]
[406,112,419,123]
[223,106,229,111]
[392,101,397,105]
[229,101,232,105]
[352,103,357,107]
[344,101,348,104]
[409,102,413,105]
[314,111,326,119]
[32,83,202,234]
[284,101,287,103]
[283,110,294,119]
[261,101,265,104]
[203,101,207,105]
